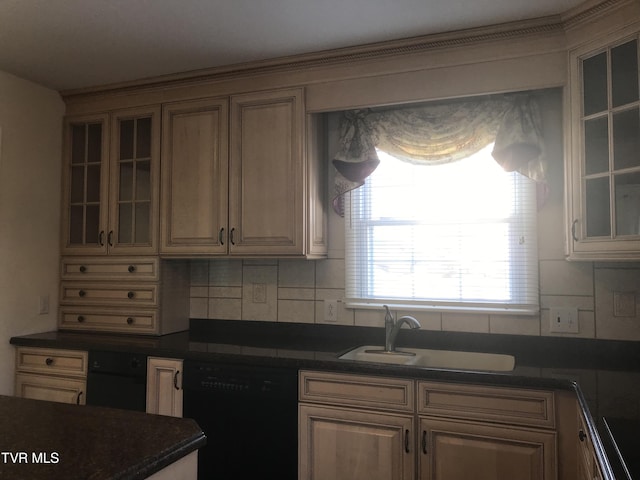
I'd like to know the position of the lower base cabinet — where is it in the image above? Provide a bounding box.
[299,404,414,480]
[146,357,183,417]
[14,347,87,405]
[420,417,556,480]
[299,370,561,480]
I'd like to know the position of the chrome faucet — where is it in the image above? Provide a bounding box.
[383,305,421,353]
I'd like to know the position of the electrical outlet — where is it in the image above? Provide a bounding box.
[549,306,579,333]
[324,300,339,323]
[38,295,49,315]
[252,283,267,303]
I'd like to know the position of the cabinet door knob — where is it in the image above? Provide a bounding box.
[404,429,410,453]
[422,431,428,454]
[128,265,136,273]
[108,230,114,247]
[78,290,86,297]
[77,315,85,323]
[219,228,225,246]
[98,230,105,246]
[230,228,236,245]
[127,291,135,299]
[76,391,83,405]
[579,429,587,442]
[45,358,54,366]
[79,265,87,273]
[571,219,579,242]
[126,317,134,325]
[174,370,181,390]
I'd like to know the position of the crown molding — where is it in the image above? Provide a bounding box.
[61,15,565,101]
[61,0,627,101]
[561,0,632,28]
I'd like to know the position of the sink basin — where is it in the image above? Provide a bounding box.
[339,346,515,372]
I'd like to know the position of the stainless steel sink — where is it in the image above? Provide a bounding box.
[338,345,515,372]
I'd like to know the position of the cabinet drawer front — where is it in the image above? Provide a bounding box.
[60,282,158,307]
[299,371,414,413]
[61,257,159,281]
[418,381,555,428]
[15,347,87,376]
[15,373,86,405]
[59,307,158,334]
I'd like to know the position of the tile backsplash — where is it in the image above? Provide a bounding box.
[188,256,640,342]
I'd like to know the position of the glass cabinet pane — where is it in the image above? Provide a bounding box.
[586,177,611,237]
[136,160,151,201]
[583,52,608,116]
[114,114,154,246]
[87,124,102,163]
[613,107,640,170]
[67,122,103,246]
[119,119,135,160]
[136,117,151,158]
[118,204,133,244]
[86,165,101,203]
[611,40,639,108]
[135,203,150,243]
[615,172,640,236]
[585,116,609,175]
[85,205,100,244]
[70,166,84,203]
[119,162,133,202]
[71,125,85,164]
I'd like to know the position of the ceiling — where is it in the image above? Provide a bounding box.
[0,0,585,92]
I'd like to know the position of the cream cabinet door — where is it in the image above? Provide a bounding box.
[146,357,183,417]
[161,98,229,255]
[108,105,161,255]
[418,417,556,480]
[15,373,86,405]
[228,88,305,256]
[299,404,415,480]
[61,114,110,255]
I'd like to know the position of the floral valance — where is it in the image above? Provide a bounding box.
[332,94,546,215]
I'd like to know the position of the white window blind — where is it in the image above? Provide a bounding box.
[345,144,539,314]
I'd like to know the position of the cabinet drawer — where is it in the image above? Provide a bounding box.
[299,370,414,413]
[15,373,86,405]
[15,347,87,377]
[417,381,555,428]
[61,257,159,281]
[60,282,158,307]
[59,307,158,334]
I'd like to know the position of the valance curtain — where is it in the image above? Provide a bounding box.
[332,94,546,215]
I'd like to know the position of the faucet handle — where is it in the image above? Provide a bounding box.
[383,305,393,321]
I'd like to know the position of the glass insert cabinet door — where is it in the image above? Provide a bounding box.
[62,107,160,255]
[569,33,640,259]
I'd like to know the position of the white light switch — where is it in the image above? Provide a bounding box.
[549,306,579,333]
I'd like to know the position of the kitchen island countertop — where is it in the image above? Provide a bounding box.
[0,394,205,480]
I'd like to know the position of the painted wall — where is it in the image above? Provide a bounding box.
[189,88,640,342]
[0,71,64,394]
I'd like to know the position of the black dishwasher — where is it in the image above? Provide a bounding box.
[86,350,148,411]
[183,359,298,480]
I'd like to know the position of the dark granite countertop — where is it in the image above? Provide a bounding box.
[0,395,205,480]
[11,318,640,480]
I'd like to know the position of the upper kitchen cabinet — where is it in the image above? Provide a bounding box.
[161,97,229,256]
[160,87,327,258]
[566,31,640,260]
[61,106,161,256]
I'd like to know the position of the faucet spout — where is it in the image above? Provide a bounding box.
[382,305,421,353]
